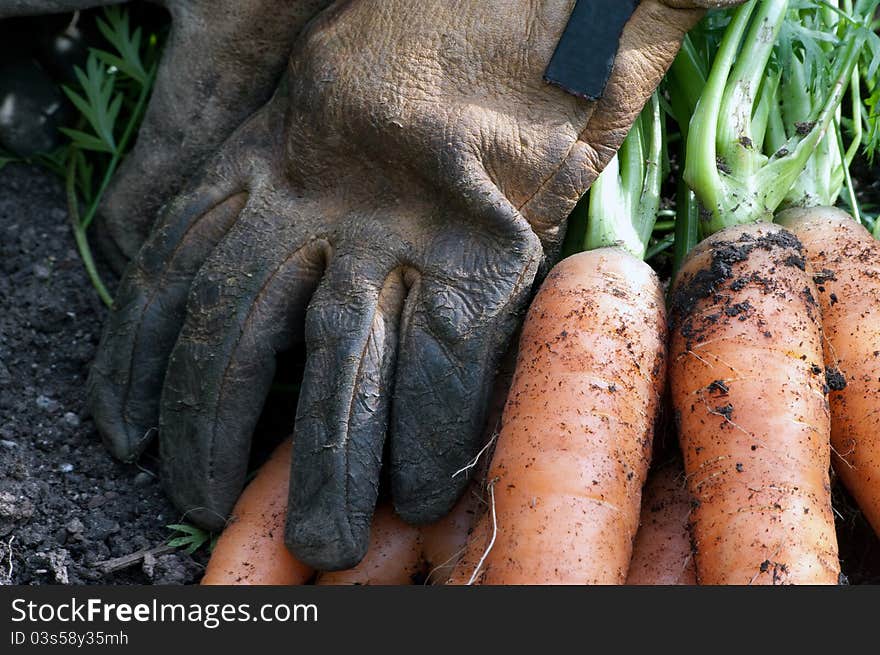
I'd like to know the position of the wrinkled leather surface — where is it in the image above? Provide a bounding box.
[85,0,743,570]
[0,0,334,271]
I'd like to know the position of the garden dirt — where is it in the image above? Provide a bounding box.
[0,163,207,584]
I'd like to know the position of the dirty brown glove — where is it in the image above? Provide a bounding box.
[0,0,333,271]
[89,0,743,570]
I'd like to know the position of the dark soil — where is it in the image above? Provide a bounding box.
[0,163,207,585]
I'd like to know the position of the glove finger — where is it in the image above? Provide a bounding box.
[391,221,542,523]
[98,1,327,271]
[87,102,282,459]
[159,204,326,532]
[286,244,408,570]
[87,176,246,461]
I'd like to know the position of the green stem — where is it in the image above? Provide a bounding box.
[755,29,865,208]
[636,94,664,248]
[751,69,780,149]
[683,0,756,226]
[584,94,662,259]
[673,160,700,276]
[66,152,114,307]
[843,64,863,170]
[645,233,675,261]
[780,54,812,141]
[687,0,870,238]
[584,153,630,252]
[65,60,157,306]
[667,35,707,134]
[764,78,787,154]
[717,0,788,178]
[831,113,862,226]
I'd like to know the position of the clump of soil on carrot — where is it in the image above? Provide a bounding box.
[669,229,813,353]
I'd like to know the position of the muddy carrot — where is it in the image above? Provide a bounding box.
[626,459,696,585]
[314,504,423,585]
[448,248,668,584]
[202,441,314,585]
[777,206,880,537]
[669,222,839,584]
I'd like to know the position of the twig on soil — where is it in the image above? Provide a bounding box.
[92,544,175,574]
[0,536,14,585]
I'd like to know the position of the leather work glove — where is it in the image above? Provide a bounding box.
[88,0,743,570]
[0,0,333,272]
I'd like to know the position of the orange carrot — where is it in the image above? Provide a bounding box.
[420,485,483,584]
[201,441,314,585]
[203,441,483,585]
[448,248,667,584]
[625,459,696,585]
[314,504,423,585]
[669,222,840,584]
[777,207,880,537]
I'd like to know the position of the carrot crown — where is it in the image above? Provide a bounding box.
[582,92,664,260]
[681,0,876,238]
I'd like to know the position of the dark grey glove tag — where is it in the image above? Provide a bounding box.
[544,0,640,100]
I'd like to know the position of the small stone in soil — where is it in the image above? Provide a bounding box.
[66,518,84,534]
[62,412,80,428]
[35,394,60,413]
[149,554,202,585]
[0,491,35,519]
